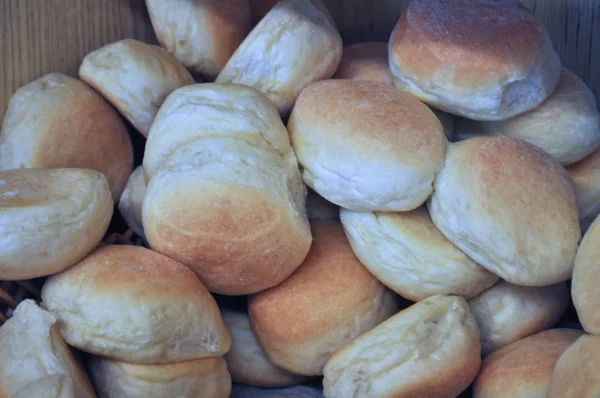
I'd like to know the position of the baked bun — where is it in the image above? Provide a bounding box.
[429,137,580,286]
[469,281,570,356]
[0,168,113,280]
[547,334,600,398]
[248,221,399,376]
[568,145,600,233]
[145,0,251,80]
[222,309,306,387]
[455,69,600,165]
[41,244,231,364]
[473,328,584,398]
[231,384,324,398]
[0,300,95,398]
[216,0,342,115]
[323,294,481,398]
[389,0,561,120]
[0,73,133,199]
[341,206,498,301]
[118,165,147,239]
[79,39,194,136]
[335,42,394,86]
[306,188,339,221]
[289,79,446,212]
[88,356,231,398]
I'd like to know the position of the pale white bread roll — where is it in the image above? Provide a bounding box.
[288,79,446,212]
[429,137,580,286]
[231,384,324,398]
[143,137,311,295]
[222,309,307,387]
[143,83,296,182]
[0,73,133,200]
[79,39,194,137]
[88,356,231,398]
[0,168,113,280]
[568,145,600,233]
[306,188,339,221]
[468,281,570,356]
[389,0,561,120]
[473,328,584,398]
[41,244,231,364]
[0,300,95,398]
[146,0,251,80]
[323,294,481,398]
[117,166,146,239]
[249,0,335,26]
[248,221,399,376]
[547,334,600,398]
[455,69,600,165]
[216,0,343,115]
[340,206,498,301]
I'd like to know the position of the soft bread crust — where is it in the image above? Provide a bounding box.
[222,309,307,387]
[0,168,113,280]
[118,166,146,239]
[429,137,581,286]
[340,207,498,301]
[306,188,339,221]
[79,39,194,136]
[389,0,561,120]
[323,294,481,398]
[455,69,600,165]
[248,221,399,376]
[41,245,231,363]
[335,42,394,86]
[473,328,584,398]
[468,281,570,356]
[568,145,600,233]
[88,356,231,398]
[547,334,600,398]
[0,300,96,398]
[231,385,324,398]
[0,73,133,200]
[216,0,343,115]
[288,79,446,212]
[146,0,250,79]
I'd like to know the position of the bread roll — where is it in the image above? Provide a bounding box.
[323,294,481,398]
[469,281,570,356]
[88,356,231,398]
[568,145,600,233]
[389,0,561,120]
[216,0,342,115]
[79,39,194,137]
[222,309,306,387]
[306,188,339,221]
[248,221,399,376]
[0,73,133,200]
[473,328,584,398]
[0,168,113,280]
[231,384,324,398]
[145,0,251,80]
[429,137,580,286]
[0,300,95,398]
[288,79,446,212]
[547,334,600,398]
[455,69,600,165]
[340,207,498,301]
[118,165,146,239]
[41,244,231,364]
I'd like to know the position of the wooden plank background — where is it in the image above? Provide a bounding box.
[1,0,599,122]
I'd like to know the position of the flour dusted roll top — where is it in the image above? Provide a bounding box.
[568,145,600,233]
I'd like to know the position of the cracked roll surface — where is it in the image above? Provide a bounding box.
[568,145,600,233]
[248,221,399,376]
[216,0,342,115]
[429,137,580,286]
[323,294,481,398]
[41,244,231,364]
[0,73,133,200]
[0,168,113,280]
[389,0,561,120]
[79,39,194,137]
[288,79,446,212]
[0,300,95,398]
[340,206,498,301]
[118,165,147,240]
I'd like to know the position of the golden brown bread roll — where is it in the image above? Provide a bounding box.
[41,245,231,364]
[0,73,133,200]
[0,168,113,280]
[248,221,399,376]
[568,145,600,233]
[117,165,146,239]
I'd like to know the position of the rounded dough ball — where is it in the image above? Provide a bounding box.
[118,165,147,239]
[568,144,600,233]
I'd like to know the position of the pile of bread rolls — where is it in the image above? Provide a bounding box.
[0,0,599,397]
